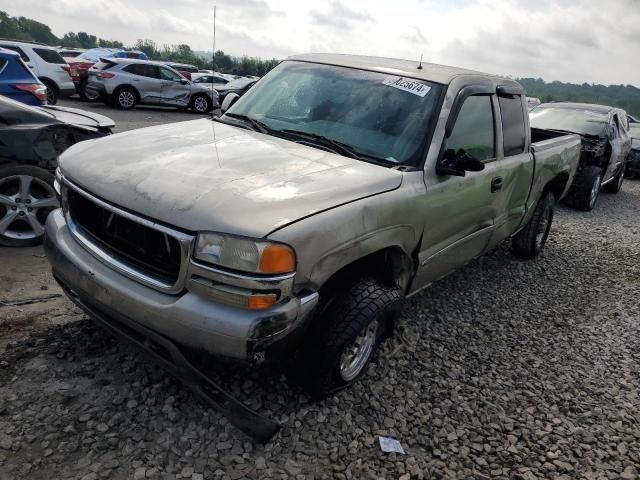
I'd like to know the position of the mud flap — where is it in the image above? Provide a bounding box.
[58,280,281,443]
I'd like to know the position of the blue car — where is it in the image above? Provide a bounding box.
[0,47,47,106]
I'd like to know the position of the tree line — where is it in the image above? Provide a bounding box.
[1,9,639,115]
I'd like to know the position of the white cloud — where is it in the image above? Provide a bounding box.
[4,0,639,85]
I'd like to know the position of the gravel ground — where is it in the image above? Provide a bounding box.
[0,108,639,479]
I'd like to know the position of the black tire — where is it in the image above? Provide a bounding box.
[0,165,58,248]
[42,80,58,105]
[190,94,212,114]
[567,166,602,211]
[113,87,138,110]
[512,193,554,259]
[602,165,625,194]
[299,276,402,399]
[78,79,99,102]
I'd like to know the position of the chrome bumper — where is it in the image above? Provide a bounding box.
[44,209,319,363]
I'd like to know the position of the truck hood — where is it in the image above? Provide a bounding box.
[59,119,403,237]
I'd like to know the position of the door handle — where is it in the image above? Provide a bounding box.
[491,177,503,193]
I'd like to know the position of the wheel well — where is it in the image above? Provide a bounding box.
[319,247,415,297]
[543,172,570,200]
[39,77,58,92]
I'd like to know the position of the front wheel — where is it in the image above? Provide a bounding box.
[511,193,554,259]
[568,166,602,211]
[190,94,212,114]
[0,165,59,247]
[602,165,625,194]
[298,276,402,399]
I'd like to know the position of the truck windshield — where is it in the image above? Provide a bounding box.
[530,107,609,137]
[223,61,443,166]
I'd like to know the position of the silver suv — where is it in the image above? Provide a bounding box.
[86,58,219,113]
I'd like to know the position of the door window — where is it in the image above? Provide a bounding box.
[160,68,183,81]
[124,64,159,79]
[33,48,66,64]
[0,45,29,62]
[445,95,495,161]
[498,94,526,155]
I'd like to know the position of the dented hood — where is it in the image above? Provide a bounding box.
[59,119,403,237]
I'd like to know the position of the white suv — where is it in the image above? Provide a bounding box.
[0,39,74,104]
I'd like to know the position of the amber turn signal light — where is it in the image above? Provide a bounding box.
[259,244,295,274]
[247,294,277,310]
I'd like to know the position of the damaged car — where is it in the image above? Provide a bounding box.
[0,96,114,246]
[530,102,632,210]
[45,54,581,441]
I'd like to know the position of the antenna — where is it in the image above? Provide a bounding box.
[211,5,217,118]
[417,54,423,70]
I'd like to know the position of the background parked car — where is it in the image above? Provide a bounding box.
[192,72,229,85]
[87,58,219,113]
[65,48,149,101]
[530,102,632,210]
[627,123,640,179]
[215,77,257,105]
[0,95,114,247]
[163,62,199,80]
[0,39,74,105]
[56,47,85,58]
[0,48,47,106]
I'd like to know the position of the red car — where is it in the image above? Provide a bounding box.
[163,62,199,80]
[65,48,149,101]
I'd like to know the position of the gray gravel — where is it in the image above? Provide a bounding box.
[1,170,639,478]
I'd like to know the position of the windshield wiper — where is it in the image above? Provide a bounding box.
[222,113,272,134]
[278,129,369,161]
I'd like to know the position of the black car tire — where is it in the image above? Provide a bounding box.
[299,276,401,399]
[42,79,58,105]
[113,87,138,110]
[78,79,99,102]
[567,166,602,211]
[512,193,554,259]
[0,165,58,248]
[602,164,625,194]
[190,94,212,114]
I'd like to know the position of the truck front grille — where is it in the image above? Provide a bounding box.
[67,187,185,286]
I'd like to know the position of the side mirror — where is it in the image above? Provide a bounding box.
[178,79,189,85]
[437,149,485,177]
[221,93,240,113]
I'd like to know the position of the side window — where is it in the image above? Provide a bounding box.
[123,64,144,76]
[214,77,228,84]
[33,48,66,64]
[498,94,526,156]
[612,116,620,138]
[144,65,160,79]
[446,95,495,161]
[0,45,29,62]
[160,68,182,81]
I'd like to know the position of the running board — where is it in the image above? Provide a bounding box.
[57,280,281,443]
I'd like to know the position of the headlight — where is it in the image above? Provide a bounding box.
[195,233,295,274]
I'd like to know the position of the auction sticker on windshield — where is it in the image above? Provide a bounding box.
[383,77,431,97]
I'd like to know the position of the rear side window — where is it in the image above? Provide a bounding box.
[33,48,66,64]
[124,64,159,78]
[446,95,495,161]
[0,59,7,72]
[499,94,526,156]
[0,45,29,61]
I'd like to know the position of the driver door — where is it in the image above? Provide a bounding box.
[412,93,501,292]
[159,67,191,106]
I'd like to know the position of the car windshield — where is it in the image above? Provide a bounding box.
[223,61,443,166]
[530,106,609,136]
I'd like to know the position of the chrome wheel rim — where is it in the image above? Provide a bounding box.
[118,91,135,108]
[194,97,208,112]
[0,175,58,240]
[617,170,624,189]
[589,174,601,208]
[339,320,379,381]
[535,205,551,250]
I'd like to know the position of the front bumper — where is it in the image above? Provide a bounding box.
[44,209,318,364]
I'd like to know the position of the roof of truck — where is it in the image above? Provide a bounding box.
[286,53,512,86]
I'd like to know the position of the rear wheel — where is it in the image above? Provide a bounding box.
[512,193,554,259]
[602,164,625,194]
[568,166,602,211]
[0,165,59,247]
[78,79,99,102]
[42,80,58,105]
[298,276,401,399]
[113,87,137,110]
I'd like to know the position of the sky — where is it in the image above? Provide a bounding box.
[5,0,639,86]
